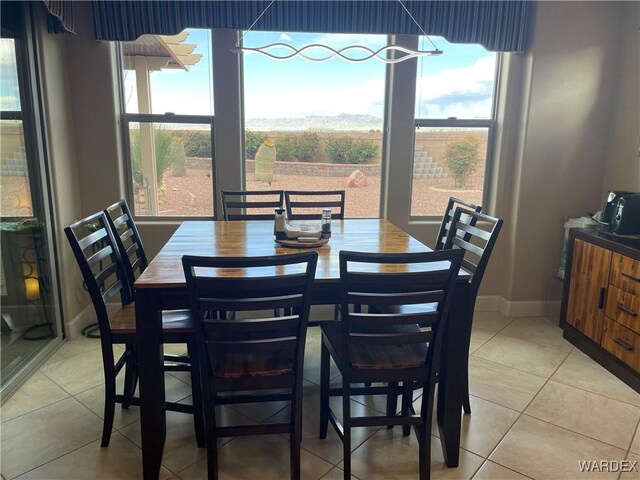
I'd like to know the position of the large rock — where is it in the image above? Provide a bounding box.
[346,169,367,188]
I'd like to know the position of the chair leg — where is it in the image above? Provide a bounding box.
[122,346,136,409]
[401,382,412,436]
[319,337,330,439]
[386,382,399,429]
[290,390,302,480]
[205,396,218,480]
[342,380,351,480]
[463,360,471,414]
[101,368,117,447]
[188,339,206,448]
[418,417,431,480]
[419,388,433,480]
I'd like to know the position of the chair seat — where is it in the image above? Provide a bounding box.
[213,351,293,379]
[322,322,427,370]
[111,303,195,334]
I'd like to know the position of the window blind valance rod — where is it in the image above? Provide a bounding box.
[92,1,532,53]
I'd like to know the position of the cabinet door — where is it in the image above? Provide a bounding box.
[566,239,612,343]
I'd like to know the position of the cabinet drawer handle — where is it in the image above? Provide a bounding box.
[598,287,606,309]
[613,337,634,351]
[622,271,640,282]
[617,304,638,317]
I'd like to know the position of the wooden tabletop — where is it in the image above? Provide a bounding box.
[135,219,468,289]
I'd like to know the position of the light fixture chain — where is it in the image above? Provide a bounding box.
[398,0,440,51]
[236,0,276,47]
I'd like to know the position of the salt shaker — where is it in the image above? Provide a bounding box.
[274,207,286,240]
[321,208,331,238]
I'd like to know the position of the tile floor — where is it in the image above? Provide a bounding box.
[1,312,639,479]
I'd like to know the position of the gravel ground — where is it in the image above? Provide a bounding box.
[158,168,483,217]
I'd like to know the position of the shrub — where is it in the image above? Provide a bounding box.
[275,136,294,161]
[274,132,320,162]
[130,128,183,187]
[289,131,319,162]
[245,130,266,159]
[325,137,353,164]
[444,135,481,188]
[325,136,377,164]
[182,130,211,158]
[350,139,377,164]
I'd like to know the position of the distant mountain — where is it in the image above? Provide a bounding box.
[246,113,383,132]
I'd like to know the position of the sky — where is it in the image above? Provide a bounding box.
[122,29,496,121]
[0,39,21,111]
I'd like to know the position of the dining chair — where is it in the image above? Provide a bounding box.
[105,199,147,282]
[319,249,464,480]
[433,197,482,251]
[221,189,284,220]
[65,211,204,447]
[182,252,318,480]
[105,199,197,380]
[284,190,345,220]
[442,207,503,414]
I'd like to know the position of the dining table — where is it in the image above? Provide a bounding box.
[134,218,472,479]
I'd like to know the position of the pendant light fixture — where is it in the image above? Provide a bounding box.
[232,0,443,63]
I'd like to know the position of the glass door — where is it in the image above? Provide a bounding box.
[1,30,62,395]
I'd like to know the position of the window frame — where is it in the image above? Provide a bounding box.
[121,112,217,220]
[116,30,502,223]
[408,53,502,222]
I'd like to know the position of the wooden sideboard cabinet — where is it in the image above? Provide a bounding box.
[560,228,640,392]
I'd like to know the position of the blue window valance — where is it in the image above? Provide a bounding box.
[92,0,532,52]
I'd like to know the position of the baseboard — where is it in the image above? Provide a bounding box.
[476,296,561,319]
[474,296,502,312]
[65,304,96,339]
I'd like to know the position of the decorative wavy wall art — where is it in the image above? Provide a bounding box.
[232,43,443,63]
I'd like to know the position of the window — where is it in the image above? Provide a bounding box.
[120,29,215,217]
[242,32,387,218]
[1,31,63,393]
[410,38,497,217]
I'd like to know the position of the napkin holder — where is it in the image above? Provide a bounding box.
[274,208,328,243]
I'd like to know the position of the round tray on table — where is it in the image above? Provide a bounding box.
[275,237,330,248]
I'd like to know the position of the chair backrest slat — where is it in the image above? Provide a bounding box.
[105,200,148,294]
[208,337,298,354]
[86,244,114,269]
[349,331,433,346]
[285,190,345,220]
[348,290,444,307]
[190,273,309,297]
[78,227,108,251]
[443,207,503,300]
[339,249,464,377]
[451,237,485,258]
[65,211,131,340]
[221,190,284,221]
[198,294,303,312]
[346,270,453,292]
[206,315,300,332]
[349,311,439,328]
[434,197,482,251]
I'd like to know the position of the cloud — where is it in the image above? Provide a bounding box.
[279,33,292,42]
[415,55,496,118]
[416,56,496,101]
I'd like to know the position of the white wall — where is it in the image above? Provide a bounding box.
[500,1,633,305]
[601,1,640,195]
[34,9,87,332]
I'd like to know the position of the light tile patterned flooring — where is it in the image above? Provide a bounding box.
[1,312,639,479]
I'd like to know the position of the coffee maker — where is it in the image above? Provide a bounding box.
[601,190,640,235]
